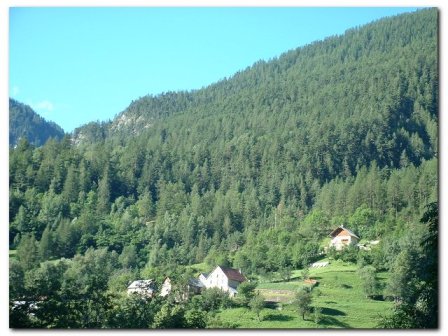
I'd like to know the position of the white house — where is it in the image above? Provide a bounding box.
[127,279,156,297]
[159,277,172,297]
[201,266,246,297]
[329,225,360,250]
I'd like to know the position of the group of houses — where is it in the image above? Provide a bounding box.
[127,265,247,299]
[127,225,361,298]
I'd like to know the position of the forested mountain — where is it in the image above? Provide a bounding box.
[9,98,65,147]
[9,9,438,328]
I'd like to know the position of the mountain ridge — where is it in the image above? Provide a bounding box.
[72,8,436,149]
[9,98,65,147]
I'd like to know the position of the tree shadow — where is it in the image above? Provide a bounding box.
[321,307,347,316]
[340,284,352,289]
[264,301,279,309]
[271,275,300,283]
[370,295,385,301]
[262,313,294,322]
[319,316,352,328]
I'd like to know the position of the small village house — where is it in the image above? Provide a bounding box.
[127,279,156,297]
[201,266,246,297]
[329,225,360,250]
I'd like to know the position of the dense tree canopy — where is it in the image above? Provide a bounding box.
[9,9,438,329]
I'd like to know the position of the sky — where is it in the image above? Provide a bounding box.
[10,7,422,132]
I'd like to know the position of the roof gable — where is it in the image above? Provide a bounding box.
[329,226,359,239]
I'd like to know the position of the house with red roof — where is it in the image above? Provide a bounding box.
[199,266,246,297]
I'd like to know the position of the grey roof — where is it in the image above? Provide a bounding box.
[128,279,155,290]
[189,278,205,288]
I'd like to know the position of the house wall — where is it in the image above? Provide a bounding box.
[199,274,208,287]
[331,231,358,250]
[206,267,229,291]
[160,278,171,297]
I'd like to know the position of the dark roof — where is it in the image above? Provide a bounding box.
[219,266,246,283]
[329,226,359,239]
[199,272,209,278]
[189,278,204,288]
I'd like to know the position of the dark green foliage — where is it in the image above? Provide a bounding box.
[295,288,313,320]
[357,266,380,298]
[236,281,257,306]
[108,295,161,328]
[380,202,438,328]
[16,233,39,271]
[249,294,265,321]
[184,309,208,328]
[9,9,438,329]
[152,302,186,328]
[339,245,360,263]
[279,265,293,282]
[194,288,233,312]
[9,98,65,147]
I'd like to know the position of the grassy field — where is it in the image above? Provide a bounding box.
[217,259,393,329]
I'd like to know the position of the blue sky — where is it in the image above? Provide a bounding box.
[9,7,421,132]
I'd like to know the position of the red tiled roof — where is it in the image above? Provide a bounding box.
[219,266,246,283]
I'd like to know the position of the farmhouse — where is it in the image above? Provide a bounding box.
[329,225,360,250]
[201,266,246,297]
[127,279,156,297]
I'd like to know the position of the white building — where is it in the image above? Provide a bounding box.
[200,266,246,297]
[127,279,156,297]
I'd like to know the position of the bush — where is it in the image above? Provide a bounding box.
[196,288,233,311]
[184,309,207,328]
[236,281,257,306]
[339,245,359,263]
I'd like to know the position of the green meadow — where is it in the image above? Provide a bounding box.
[217,260,393,328]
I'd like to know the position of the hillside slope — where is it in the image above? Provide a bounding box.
[9,9,438,329]
[9,98,65,147]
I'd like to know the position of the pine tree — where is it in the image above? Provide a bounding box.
[38,225,54,261]
[96,167,111,215]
